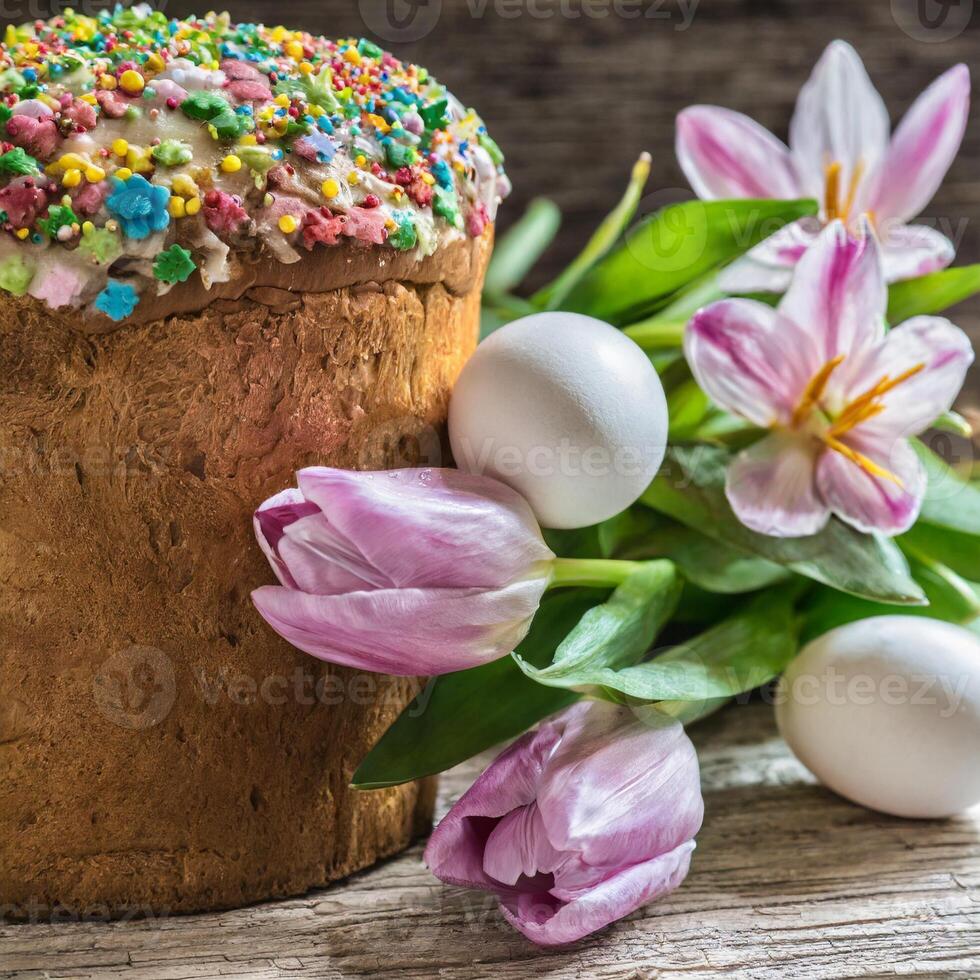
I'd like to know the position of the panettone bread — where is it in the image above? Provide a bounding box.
[0,8,504,917]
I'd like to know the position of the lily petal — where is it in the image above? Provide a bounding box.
[778,219,886,362]
[872,64,970,224]
[878,223,955,283]
[845,315,974,437]
[295,467,554,590]
[251,576,548,676]
[676,106,800,200]
[499,840,695,947]
[816,434,925,535]
[717,218,821,293]
[790,40,890,203]
[685,299,816,426]
[726,434,830,538]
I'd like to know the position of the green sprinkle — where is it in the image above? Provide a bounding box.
[153,244,196,284]
[384,140,417,169]
[357,38,383,59]
[419,98,449,132]
[37,204,78,239]
[78,226,122,265]
[151,139,194,167]
[0,253,34,296]
[388,214,418,251]
[0,147,39,176]
[479,133,504,167]
[432,185,461,227]
[236,145,277,173]
[180,90,231,121]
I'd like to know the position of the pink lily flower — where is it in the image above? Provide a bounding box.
[685,220,973,538]
[676,41,970,291]
[251,467,555,675]
[424,701,703,946]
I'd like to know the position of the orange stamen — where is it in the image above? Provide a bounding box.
[792,354,845,428]
[822,435,905,488]
[828,363,926,438]
[823,162,842,221]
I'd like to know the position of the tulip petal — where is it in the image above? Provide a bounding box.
[295,467,554,590]
[816,434,925,535]
[482,803,566,886]
[277,513,392,595]
[726,434,830,538]
[253,489,320,589]
[843,315,974,438]
[790,41,890,203]
[872,64,970,224]
[251,575,548,676]
[717,218,820,293]
[676,106,799,200]
[535,706,703,869]
[778,219,887,362]
[425,723,563,891]
[878,223,955,283]
[499,840,695,947]
[685,299,816,426]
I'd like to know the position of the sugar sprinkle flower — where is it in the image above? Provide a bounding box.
[425,701,703,946]
[676,41,970,290]
[105,174,170,240]
[153,244,197,284]
[94,279,139,321]
[685,220,974,538]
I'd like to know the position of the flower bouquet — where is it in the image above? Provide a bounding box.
[252,41,980,945]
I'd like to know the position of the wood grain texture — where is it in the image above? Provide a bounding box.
[3,702,978,979]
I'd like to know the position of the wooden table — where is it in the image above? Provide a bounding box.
[4,701,978,979]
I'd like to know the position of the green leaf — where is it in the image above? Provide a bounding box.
[887,264,980,324]
[562,198,817,324]
[515,562,680,691]
[351,589,602,789]
[623,271,725,350]
[599,506,788,594]
[667,380,711,440]
[642,446,925,605]
[525,588,798,703]
[483,198,561,299]
[801,552,980,644]
[932,411,973,439]
[532,152,651,310]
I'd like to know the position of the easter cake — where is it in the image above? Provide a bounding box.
[0,7,504,916]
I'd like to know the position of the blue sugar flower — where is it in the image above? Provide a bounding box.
[105,174,170,240]
[94,279,139,321]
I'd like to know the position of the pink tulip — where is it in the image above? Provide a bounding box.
[676,41,970,290]
[685,220,974,538]
[251,467,555,675]
[424,701,703,946]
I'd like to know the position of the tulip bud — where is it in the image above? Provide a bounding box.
[424,700,704,945]
[251,467,556,676]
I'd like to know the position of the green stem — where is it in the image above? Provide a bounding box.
[548,557,645,589]
[624,318,687,350]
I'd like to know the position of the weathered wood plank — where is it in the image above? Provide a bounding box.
[3,702,978,979]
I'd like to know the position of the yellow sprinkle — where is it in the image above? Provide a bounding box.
[421,172,435,185]
[284,40,304,60]
[168,196,186,218]
[146,52,165,73]
[115,167,133,181]
[343,47,361,65]
[185,196,201,216]
[367,113,390,134]
[240,134,258,146]
[221,154,242,173]
[119,69,145,95]
[80,93,98,105]
[81,221,95,235]
[355,154,367,168]
[61,194,72,207]
[321,178,340,199]
[98,73,117,90]
[84,165,106,183]
[15,227,29,239]
[274,93,290,107]
[270,25,288,42]
[347,171,360,185]
[299,61,314,75]
[112,138,129,158]
[278,214,298,234]
[172,175,197,197]
[62,168,82,188]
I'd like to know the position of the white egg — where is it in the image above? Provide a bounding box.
[449,312,668,529]
[776,616,980,818]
